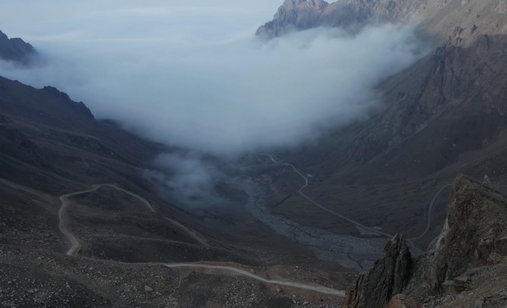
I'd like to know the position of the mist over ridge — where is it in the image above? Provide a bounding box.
[0,1,425,156]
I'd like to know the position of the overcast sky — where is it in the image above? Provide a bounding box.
[0,0,422,156]
[0,0,282,41]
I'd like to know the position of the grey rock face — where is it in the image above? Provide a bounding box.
[343,234,412,308]
[421,175,507,291]
[343,175,507,307]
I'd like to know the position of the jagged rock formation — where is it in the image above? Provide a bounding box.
[343,175,507,307]
[344,234,412,308]
[0,30,36,64]
[257,0,507,47]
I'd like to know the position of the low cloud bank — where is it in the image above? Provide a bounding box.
[148,152,223,207]
[0,1,428,208]
[0,1,424,155]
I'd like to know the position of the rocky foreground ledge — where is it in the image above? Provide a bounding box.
[344,174,507,308]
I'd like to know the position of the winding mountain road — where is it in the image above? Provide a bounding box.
[57,183,209,256]
[268,155,392,238]
[163,263,345,297]
[58,185,102,256]
[2,178,346,298]
[267,155,451,255]
[408,183,452,241]
[56,184,344,297]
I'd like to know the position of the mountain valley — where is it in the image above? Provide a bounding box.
[1,0,506,307]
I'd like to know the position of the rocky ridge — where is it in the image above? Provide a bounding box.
[257,0,507,47]
[343,175,507,307]
[344,234,412,308]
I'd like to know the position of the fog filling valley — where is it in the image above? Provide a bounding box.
[0,0,426,207]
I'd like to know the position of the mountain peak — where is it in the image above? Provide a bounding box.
[0,29,37,65]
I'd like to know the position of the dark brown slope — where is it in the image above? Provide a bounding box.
[0,30,36,64]
[344,175,507,307]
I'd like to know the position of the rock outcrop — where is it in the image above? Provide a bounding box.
[0,30,36,64]
[414,175,507,294]
[344,234,412,308]
[343,175,507,307]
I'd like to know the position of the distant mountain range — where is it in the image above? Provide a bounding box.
[257,0,507,47]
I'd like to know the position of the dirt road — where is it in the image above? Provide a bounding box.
[164,263,345,297]
[57,184,209,256]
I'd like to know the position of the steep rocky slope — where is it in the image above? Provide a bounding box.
[320,33,507,181]
[344,175,507,307]
[257,0,507,251]
[0,30,36,64]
